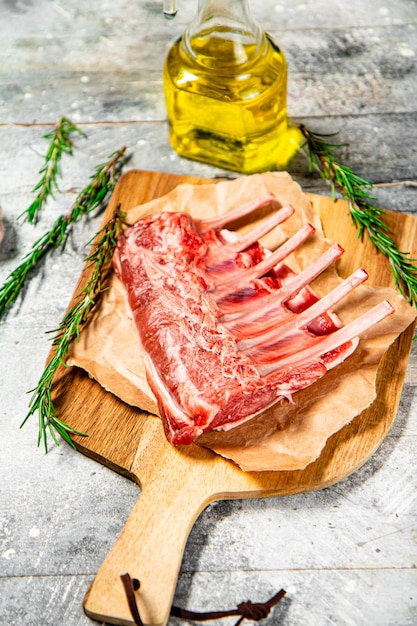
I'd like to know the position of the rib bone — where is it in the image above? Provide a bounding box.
[223,243,344,332]
[256,300,394,377]
[213,223,316,298]
[195,192,278,233]
[113,194,396,445]
[236,268,369,349]
[202,204,296,288]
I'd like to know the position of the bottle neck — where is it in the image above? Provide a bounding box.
[183,0,264,66]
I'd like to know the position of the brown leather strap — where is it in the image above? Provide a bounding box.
[120,572,286,625]
[171,589,286,623]
[120,574,144,625]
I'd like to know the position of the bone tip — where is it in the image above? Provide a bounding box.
[262,192,278,208]
[383,299,395,316]
[354,267,369,282]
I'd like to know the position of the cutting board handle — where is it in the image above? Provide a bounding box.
[83,480,206,626]
[83,442,222,626]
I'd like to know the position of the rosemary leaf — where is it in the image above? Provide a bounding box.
[20,117,86,224]
[21,206,125,451]
[299,124,417,307]
[0,146,128,320]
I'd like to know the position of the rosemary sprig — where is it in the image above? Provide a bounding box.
[20,117,86,224]
[21,207,125,451]
[0,146,127,320]
[300,124,417,306]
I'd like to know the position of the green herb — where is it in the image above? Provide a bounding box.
[300,124,417,306]
[0,147,127,320]
[20,117,86,224]
[21,206,125,451]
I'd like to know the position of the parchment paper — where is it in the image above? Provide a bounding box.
[68,172,416,471]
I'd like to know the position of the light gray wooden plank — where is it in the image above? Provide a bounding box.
[173,569,417,626]
[1,24,415,123]
[0,70,165,125]
[371,183,417,216]
[295,112,417,183]
[1,3,416,626]
[1,0,416,42]
[0,115,415,205]
[1,0,416,126]
[283,24,417,117]
[0,437,138,578]
[0,574,98,626]
[1,568,416,626]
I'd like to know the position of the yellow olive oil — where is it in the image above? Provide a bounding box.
[163,29,301,173]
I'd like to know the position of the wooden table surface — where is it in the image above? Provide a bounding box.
[1,1,416,625]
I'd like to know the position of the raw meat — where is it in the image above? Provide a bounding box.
[113,195,394,445]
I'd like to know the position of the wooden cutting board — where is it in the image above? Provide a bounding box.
[51,170,417,626]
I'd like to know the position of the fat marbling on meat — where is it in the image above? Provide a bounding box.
[113,194,394,445]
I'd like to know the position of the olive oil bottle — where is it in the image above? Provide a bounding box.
[163,0,301,174]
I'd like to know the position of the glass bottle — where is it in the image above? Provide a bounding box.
[163,0,301,174]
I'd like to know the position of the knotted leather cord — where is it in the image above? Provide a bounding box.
[120,572,286,626]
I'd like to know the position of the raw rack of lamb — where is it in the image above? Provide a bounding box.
[113,193,394,445]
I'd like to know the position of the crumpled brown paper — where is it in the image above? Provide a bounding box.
[68,172,416,471]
